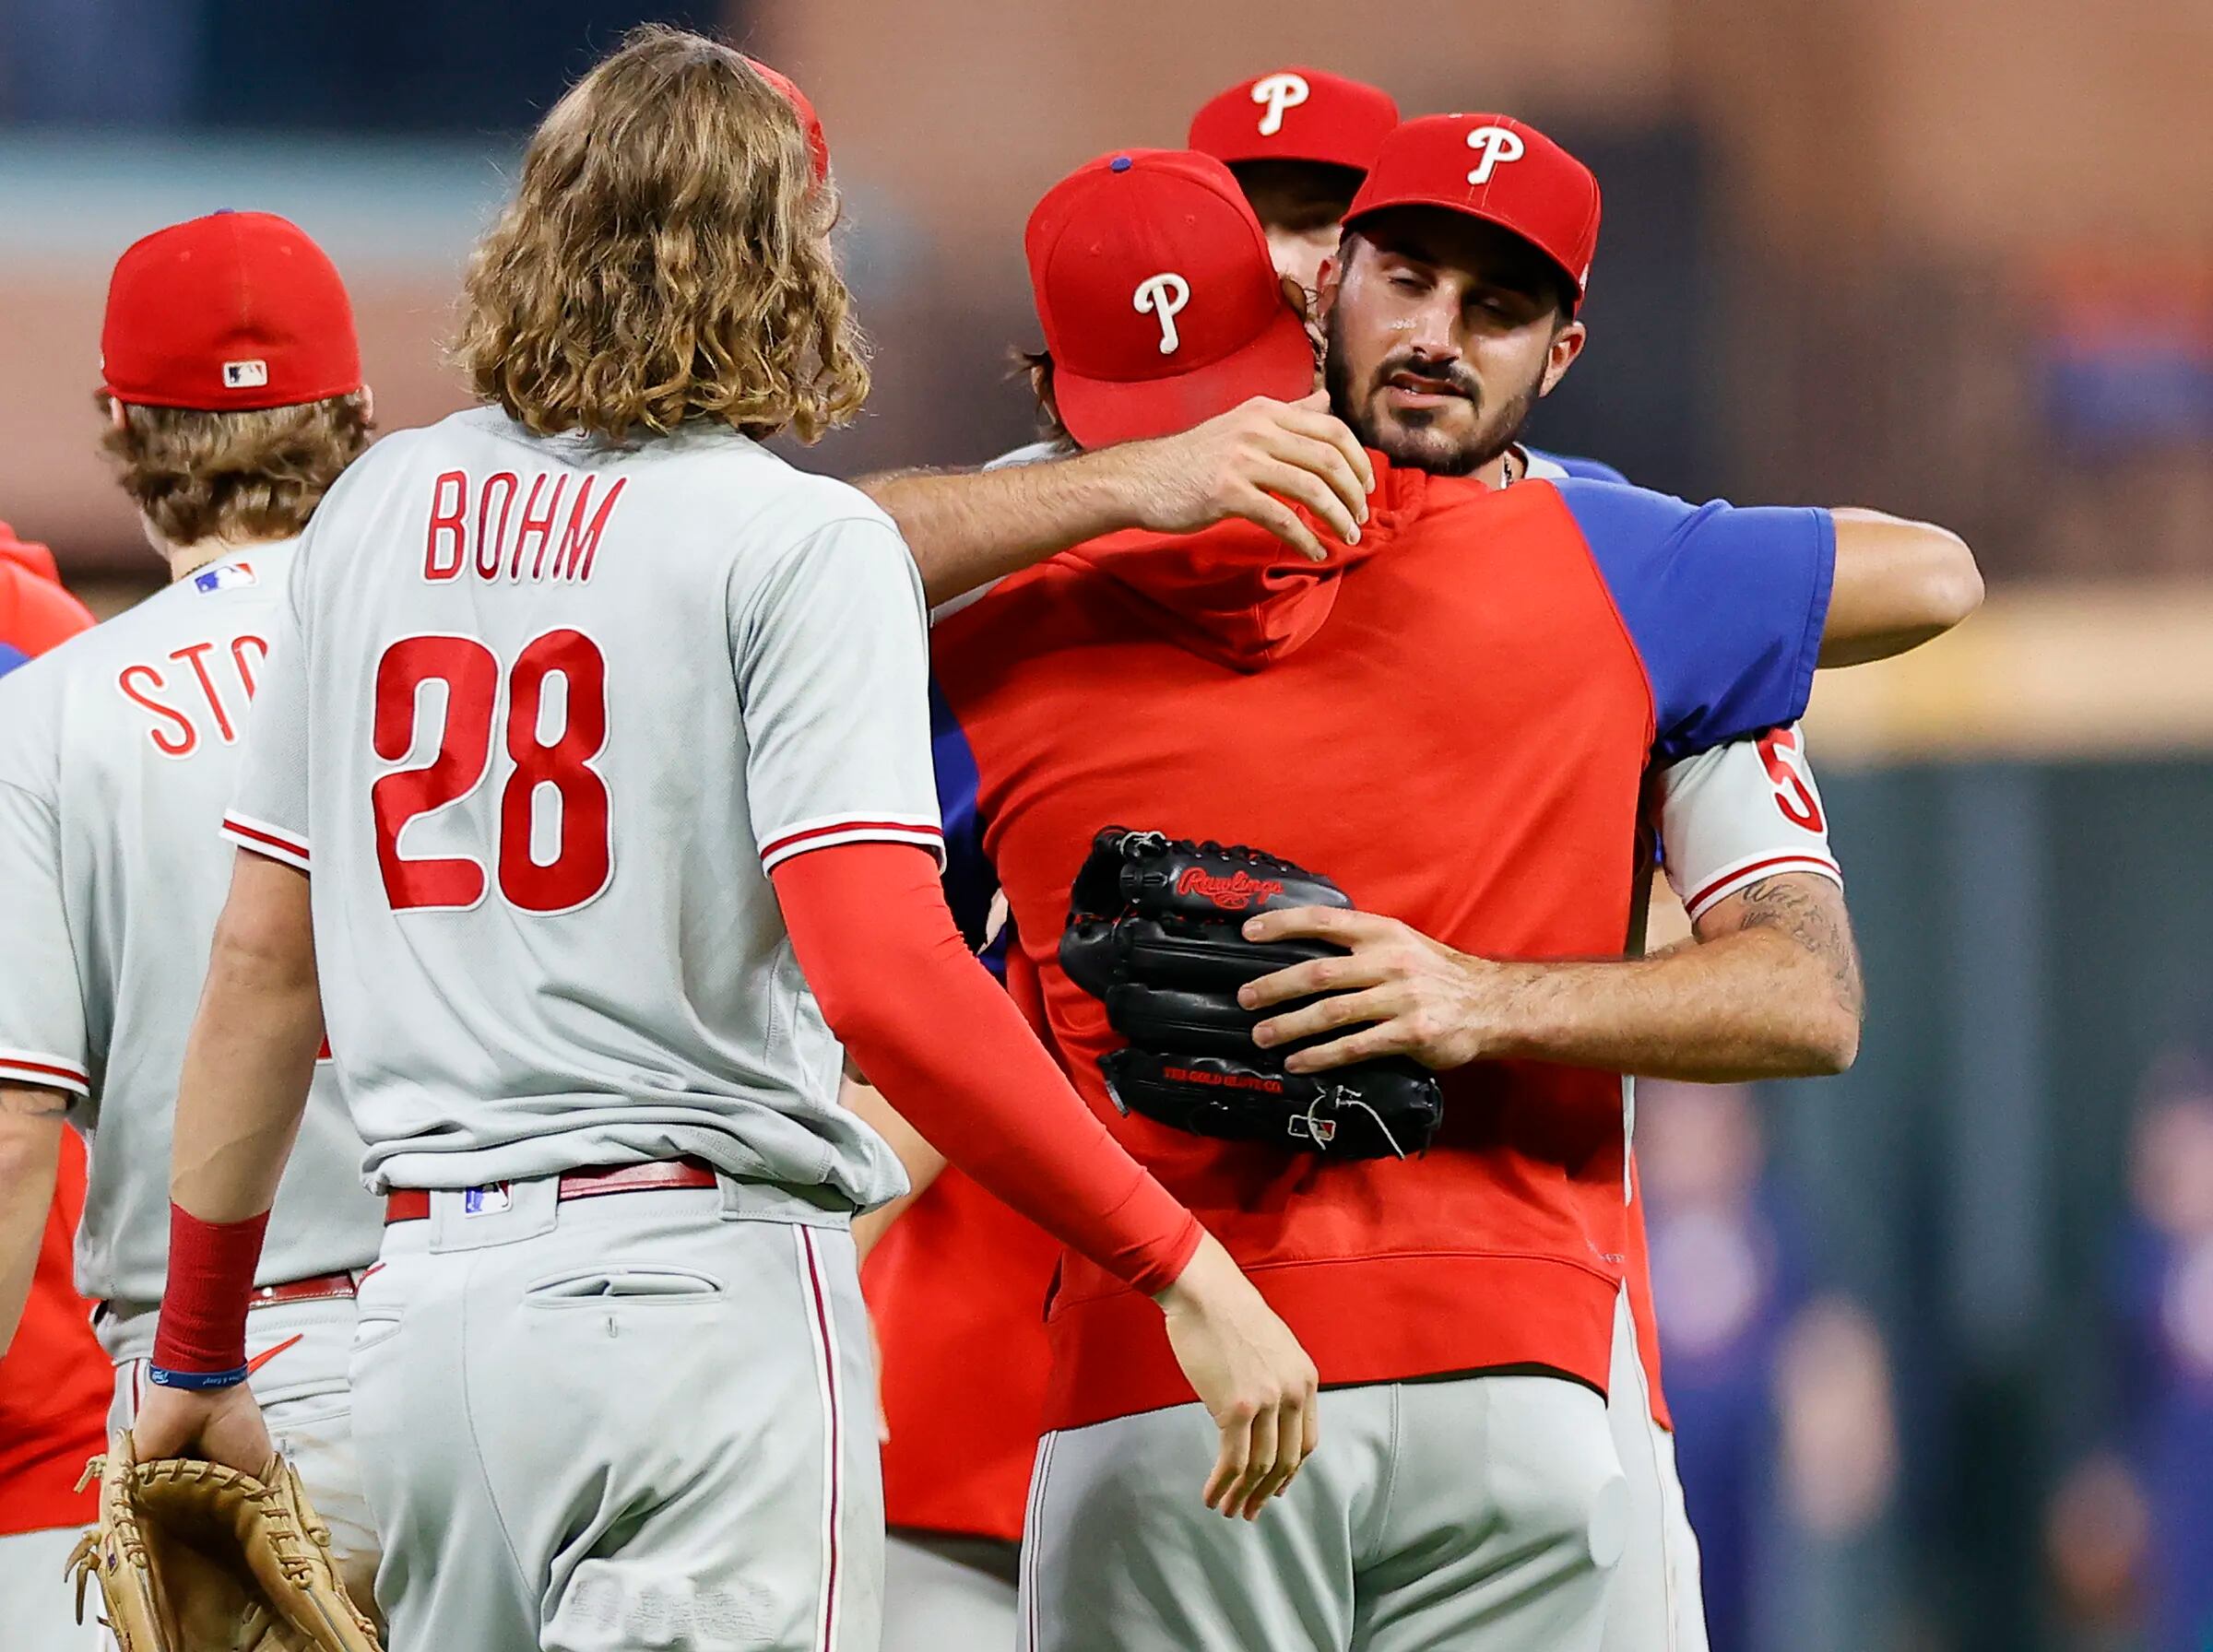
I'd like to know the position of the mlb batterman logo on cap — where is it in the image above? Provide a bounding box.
[1188,66,1401,174]
[101,210,361,412]
[1344,113,1603,308]
[1024,149,1316,451]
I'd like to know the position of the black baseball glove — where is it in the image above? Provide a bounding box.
[1060,829,1442,1159]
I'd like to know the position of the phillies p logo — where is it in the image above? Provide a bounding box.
[1465,124,1526,185]
[1251,72,1309,137]
[1133,273,1191,355]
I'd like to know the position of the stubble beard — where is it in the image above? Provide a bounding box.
[1322,313,1542,478]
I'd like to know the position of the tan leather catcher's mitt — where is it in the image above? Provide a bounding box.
[66,1429,381,1651]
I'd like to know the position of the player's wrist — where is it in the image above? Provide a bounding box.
[1457,958,1577,1064]
[150,1201,270,1383]
[1150,1228,1234,1310]
[1071,438,1160,533]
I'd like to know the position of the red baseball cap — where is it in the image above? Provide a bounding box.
[744,56,830,185]
[1026,149,1315,451]
[101,211,361,412]
[1344,113,1602,309]
[1189,67,1400,174]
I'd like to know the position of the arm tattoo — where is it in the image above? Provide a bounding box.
[0,1085,74,1120]
[1735,875,1864,1021]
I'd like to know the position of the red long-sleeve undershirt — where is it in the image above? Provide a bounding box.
[772,840,1201,1296]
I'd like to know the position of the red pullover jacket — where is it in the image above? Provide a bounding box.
[929,462,1833,1431]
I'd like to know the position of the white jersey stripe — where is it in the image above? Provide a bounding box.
[220,810,312,871]
[0,1048,90,1096]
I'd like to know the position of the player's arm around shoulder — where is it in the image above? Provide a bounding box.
[1822,506,1982,666]
[1551,476,1981,673]
[856,393,1375,607]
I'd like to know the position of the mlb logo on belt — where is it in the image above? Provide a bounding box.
[463,1182,513,1216]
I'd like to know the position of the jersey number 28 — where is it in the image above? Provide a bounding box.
[373,631,610,913]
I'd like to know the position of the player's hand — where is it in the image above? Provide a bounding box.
[1153,1232,1319,1520]
[1239,907,1516,1072]
[1117,393,1375,562]
[129,1380,276,1475]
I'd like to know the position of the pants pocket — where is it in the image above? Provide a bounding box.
[521,1265,726,1304]
[351,1312,405,1355]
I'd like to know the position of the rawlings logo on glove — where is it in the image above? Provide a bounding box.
[1174,867,1284,910]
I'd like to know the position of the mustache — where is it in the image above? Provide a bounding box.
[1374,355,1481,404]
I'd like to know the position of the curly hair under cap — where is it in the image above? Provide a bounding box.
[454,25,870,444]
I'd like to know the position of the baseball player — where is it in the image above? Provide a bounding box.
[1188,67,1631,488]
[0,211,388,1619]
[918,127,1980,1652]
[0,525,108,1652]
[858,96,1975,1652]
[128,30,1315,1652]
[1187,65,1401,297]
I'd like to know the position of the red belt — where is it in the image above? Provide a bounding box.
[384,1159,721,1225]
[247,1271,361,1306]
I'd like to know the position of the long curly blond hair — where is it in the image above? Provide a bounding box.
[455,26,869,444]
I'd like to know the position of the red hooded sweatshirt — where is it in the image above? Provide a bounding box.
[929,458,1834,1431]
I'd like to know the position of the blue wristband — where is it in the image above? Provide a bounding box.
[147,1363,250,1390]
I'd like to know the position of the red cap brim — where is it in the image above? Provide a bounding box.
[1344,190,1587,308]
[1053,303,1316,451]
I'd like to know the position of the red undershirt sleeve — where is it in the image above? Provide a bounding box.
[772,840,1201,1296]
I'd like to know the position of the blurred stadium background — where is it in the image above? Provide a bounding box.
[3,3,2208,1649]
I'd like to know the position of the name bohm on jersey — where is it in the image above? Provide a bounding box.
[424,469,629,586]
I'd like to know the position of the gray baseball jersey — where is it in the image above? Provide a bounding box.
[0,544,379,1308]
[224,407,933,1202]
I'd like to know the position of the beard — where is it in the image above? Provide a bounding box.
[1322,311,1542,478]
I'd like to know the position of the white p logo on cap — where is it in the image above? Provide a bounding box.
[1251,72,1310,137]
[1465,124,1526,185]
[1133,273,1191,355]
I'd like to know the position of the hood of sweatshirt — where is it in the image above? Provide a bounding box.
[1059,452,1436,671]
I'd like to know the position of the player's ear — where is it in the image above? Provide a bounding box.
[360,385,375,428]
[106,395,129,433]
[1313,256,1344,333]
[1539,319,1587,397]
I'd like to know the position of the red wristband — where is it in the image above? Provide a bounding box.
[151,1203,271,1377]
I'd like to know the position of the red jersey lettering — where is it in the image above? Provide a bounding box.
[554,477,626,583]
[475,472,521,582]
[1758,726,1824,831]
[117,663,197,757]
[425,471,467,581]
[515,473,568,582]
[421,470,623,586]
[115,633,267,757]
